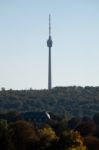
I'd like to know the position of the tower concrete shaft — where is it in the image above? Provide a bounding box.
[48,47,51,90]
[47,14,53,90]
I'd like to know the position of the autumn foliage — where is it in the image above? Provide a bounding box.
[1,112,99,150]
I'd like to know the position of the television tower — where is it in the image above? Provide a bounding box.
[47,14,53,90]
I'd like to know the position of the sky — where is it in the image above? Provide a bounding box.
[0,0,99,90]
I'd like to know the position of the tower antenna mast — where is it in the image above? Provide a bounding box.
[49,14,51,36]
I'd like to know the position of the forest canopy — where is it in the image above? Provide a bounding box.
[0,86,99,117]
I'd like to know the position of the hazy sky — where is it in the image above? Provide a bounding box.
[0,0,99,90]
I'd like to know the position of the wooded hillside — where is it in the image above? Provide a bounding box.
[0,86,99,117]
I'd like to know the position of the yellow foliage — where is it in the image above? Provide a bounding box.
[67,145,86,150]
[67,131,87,150]
[39,127,58,142]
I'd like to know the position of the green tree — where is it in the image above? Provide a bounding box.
[9,120,39,150]
[0,119,14,150]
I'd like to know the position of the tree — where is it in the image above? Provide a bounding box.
[84,135,99,150]
[75,120,96,136]
[0,119,14,150]
[93,113,99,125]
[9,120,39,150]
[68,117,81,129]
[38,127,58,149]
[56,131,86,150]
[1,87,5,91]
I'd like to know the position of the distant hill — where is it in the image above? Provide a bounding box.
[0,86,99,117]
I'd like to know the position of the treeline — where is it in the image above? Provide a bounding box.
[1,113,99,150]
[0,86,99,117]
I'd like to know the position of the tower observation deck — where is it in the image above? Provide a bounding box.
[47,15,53,90]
